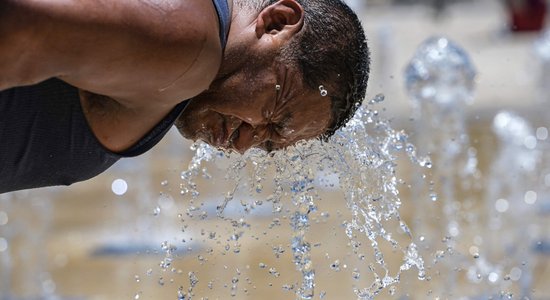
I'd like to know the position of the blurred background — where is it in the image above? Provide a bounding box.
[2,0,550,299]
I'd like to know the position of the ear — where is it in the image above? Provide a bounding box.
[255,0,304,43]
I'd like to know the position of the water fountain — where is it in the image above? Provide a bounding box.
[133,30,543,299]
[469,110,543,299]
[148,88,433,299]
[404,36,481,297]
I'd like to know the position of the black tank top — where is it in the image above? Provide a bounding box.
[0,0,231,193]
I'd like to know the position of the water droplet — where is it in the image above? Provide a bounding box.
[524,135,537,149]
[536,127,548,140]
[0,211,8,226]
[268,267,280,277]
[510,267,522,281]
[111,179,128,195]
[0,238,8,252]
[282,284,294,291]
[330,260,341,271]
[488,272,499,283]
[318,85,328,97]
[371,93,385,104]
[495,198,509,213]
[153,206,161,216]
[189,272,199,287]
[352,269,360,280]
[275,84,281,91]
[524,190,537,204]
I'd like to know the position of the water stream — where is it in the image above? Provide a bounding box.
[169,93,430,299]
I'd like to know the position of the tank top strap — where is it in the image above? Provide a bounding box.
[212,0,231,49]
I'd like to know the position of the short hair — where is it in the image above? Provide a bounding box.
[245,0,370,140]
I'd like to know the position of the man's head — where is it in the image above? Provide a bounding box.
[176,0,370,153]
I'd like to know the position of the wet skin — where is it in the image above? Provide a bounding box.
[175,0,333,153]
[175,64,333,153]
[1,0,331,154]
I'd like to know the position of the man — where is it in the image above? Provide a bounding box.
[0,0,370,193]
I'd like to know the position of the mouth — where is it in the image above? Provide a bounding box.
[227,126,240,147]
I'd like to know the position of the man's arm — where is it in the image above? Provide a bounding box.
[0,0,222,105]
[0,0,222,152]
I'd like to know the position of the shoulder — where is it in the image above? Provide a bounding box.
[139,0,223,102]
[76,0,224,151]
[109,0,224,105]
[83,0,224,105]
[1,0,223,99]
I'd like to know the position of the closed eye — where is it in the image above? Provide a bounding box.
[270,113,293,135]
[263,140,274,153]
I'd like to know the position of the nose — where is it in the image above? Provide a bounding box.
[231,123,270,154]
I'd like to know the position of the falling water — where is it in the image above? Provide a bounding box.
[476,111,540,298]
[404,36,480,297]
[168,93,430,299]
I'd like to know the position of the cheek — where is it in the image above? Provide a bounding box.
[177,105,220,138]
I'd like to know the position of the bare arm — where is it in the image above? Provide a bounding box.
[0,0,221,105]
[0,0,222,152]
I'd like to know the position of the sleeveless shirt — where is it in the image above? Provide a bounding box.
[0,0,231,193]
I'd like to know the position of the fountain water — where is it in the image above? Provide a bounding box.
[404,36,481,297]
[154,90,432,299]
[7,12,550,300]
[471,111,541,298]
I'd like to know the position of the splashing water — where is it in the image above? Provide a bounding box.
[474,111,541,298]
[169,93,429,299]
[404,36,481,297]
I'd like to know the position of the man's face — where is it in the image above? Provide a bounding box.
[175,63,332,153]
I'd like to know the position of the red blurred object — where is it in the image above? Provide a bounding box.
[506,0,547,32]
